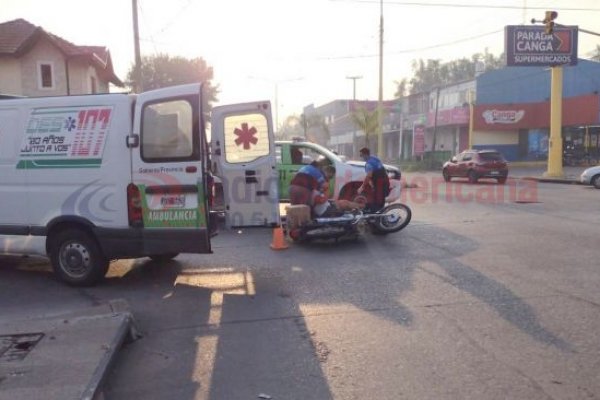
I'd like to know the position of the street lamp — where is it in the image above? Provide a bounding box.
[346,75,362,102]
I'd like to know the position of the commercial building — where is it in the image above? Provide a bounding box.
[472,59,600,162]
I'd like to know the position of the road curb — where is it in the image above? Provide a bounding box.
[82,312,133,400]
[520,176,581,185]
[0,299,139,400]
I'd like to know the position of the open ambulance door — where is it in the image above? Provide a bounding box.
[211,101,280,228]
[130,83,211,254]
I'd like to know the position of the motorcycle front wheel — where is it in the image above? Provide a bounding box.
[371,203,412,234]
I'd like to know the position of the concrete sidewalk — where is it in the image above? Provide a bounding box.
[509,165,587,184]
[0,299,136,400]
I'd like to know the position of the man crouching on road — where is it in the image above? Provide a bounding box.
[289,162,364,217]
[289,160,335,208]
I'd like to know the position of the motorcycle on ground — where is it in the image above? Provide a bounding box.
[286,201,412,243]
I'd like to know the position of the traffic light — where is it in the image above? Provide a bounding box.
[543,11,558,35]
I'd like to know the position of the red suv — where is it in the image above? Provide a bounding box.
[442,150,509,184]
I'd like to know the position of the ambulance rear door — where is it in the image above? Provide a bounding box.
[211,102,279,228]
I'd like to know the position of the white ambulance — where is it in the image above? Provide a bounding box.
[0,84,278,286]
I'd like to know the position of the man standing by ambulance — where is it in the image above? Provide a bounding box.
[357,147,390,212]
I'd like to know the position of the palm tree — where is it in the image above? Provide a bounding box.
[278,113,330,145]
[302,114,330,145]
[350,106,379,149]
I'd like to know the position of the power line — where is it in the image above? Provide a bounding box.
[319,29,503,60]
[330,0,600,12]
[149,0,194,35]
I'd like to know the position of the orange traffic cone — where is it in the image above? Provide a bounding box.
[270,226,289,250]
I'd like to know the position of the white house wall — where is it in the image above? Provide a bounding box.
[0,58,22,94]
[3,39,111,97]
[20,39,68,96]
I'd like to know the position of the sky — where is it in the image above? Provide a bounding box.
[3,0,600,126]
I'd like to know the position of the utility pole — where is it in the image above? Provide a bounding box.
[430,87,440,168]
[377,0,384,157]
[540,11,563,177]
[347,75,362,157]
[468,89,475,149]
[132,0,142,93]
[545,65,564,177]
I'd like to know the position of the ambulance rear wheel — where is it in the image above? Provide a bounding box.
[50,228,109,286]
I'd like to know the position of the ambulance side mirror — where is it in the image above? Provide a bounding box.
[126,134,140,148]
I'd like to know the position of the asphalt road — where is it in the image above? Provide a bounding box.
[1,175,599,400]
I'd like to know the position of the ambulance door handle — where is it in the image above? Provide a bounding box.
[245,170,257,183]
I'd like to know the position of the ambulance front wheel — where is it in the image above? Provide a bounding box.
[50,228,109,286]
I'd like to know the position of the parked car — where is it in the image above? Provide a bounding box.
[442,149,509,184]
[579,165,600,188]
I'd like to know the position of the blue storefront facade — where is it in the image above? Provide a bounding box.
[472,59,600,162]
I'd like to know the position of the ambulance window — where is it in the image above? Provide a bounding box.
[223,113,269,164]
[142,100,194,161]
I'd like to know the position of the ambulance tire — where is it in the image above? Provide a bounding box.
[50,228,109,286]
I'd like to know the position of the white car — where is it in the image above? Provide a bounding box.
[211,140,402,212]
[579,165,600,189]
[275,140,402,202]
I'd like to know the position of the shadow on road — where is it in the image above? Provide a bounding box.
[403,221,571,350]
[94,259,334,400]
[0,214,573,399]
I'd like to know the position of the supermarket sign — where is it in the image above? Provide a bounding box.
[505,25,578,67]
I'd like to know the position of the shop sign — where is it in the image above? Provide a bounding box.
[413,125,425,156]
[482,109,525,125]
[505,25,578,67]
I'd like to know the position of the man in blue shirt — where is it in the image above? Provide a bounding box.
[289,161,335,207]
[357,147,390,212]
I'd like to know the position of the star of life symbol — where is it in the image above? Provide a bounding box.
[233,123,258,150]
[64,116,77,132]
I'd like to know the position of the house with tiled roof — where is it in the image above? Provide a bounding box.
[0,18,123,96]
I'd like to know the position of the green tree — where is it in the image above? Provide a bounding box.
[126,54,219,113]
[278,113,329,145]
[397,50,505,95]
[277,115,305,140]
[350,107,379,149]
[394,77,408,98]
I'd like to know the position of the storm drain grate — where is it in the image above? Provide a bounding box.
[0,333,44,362]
